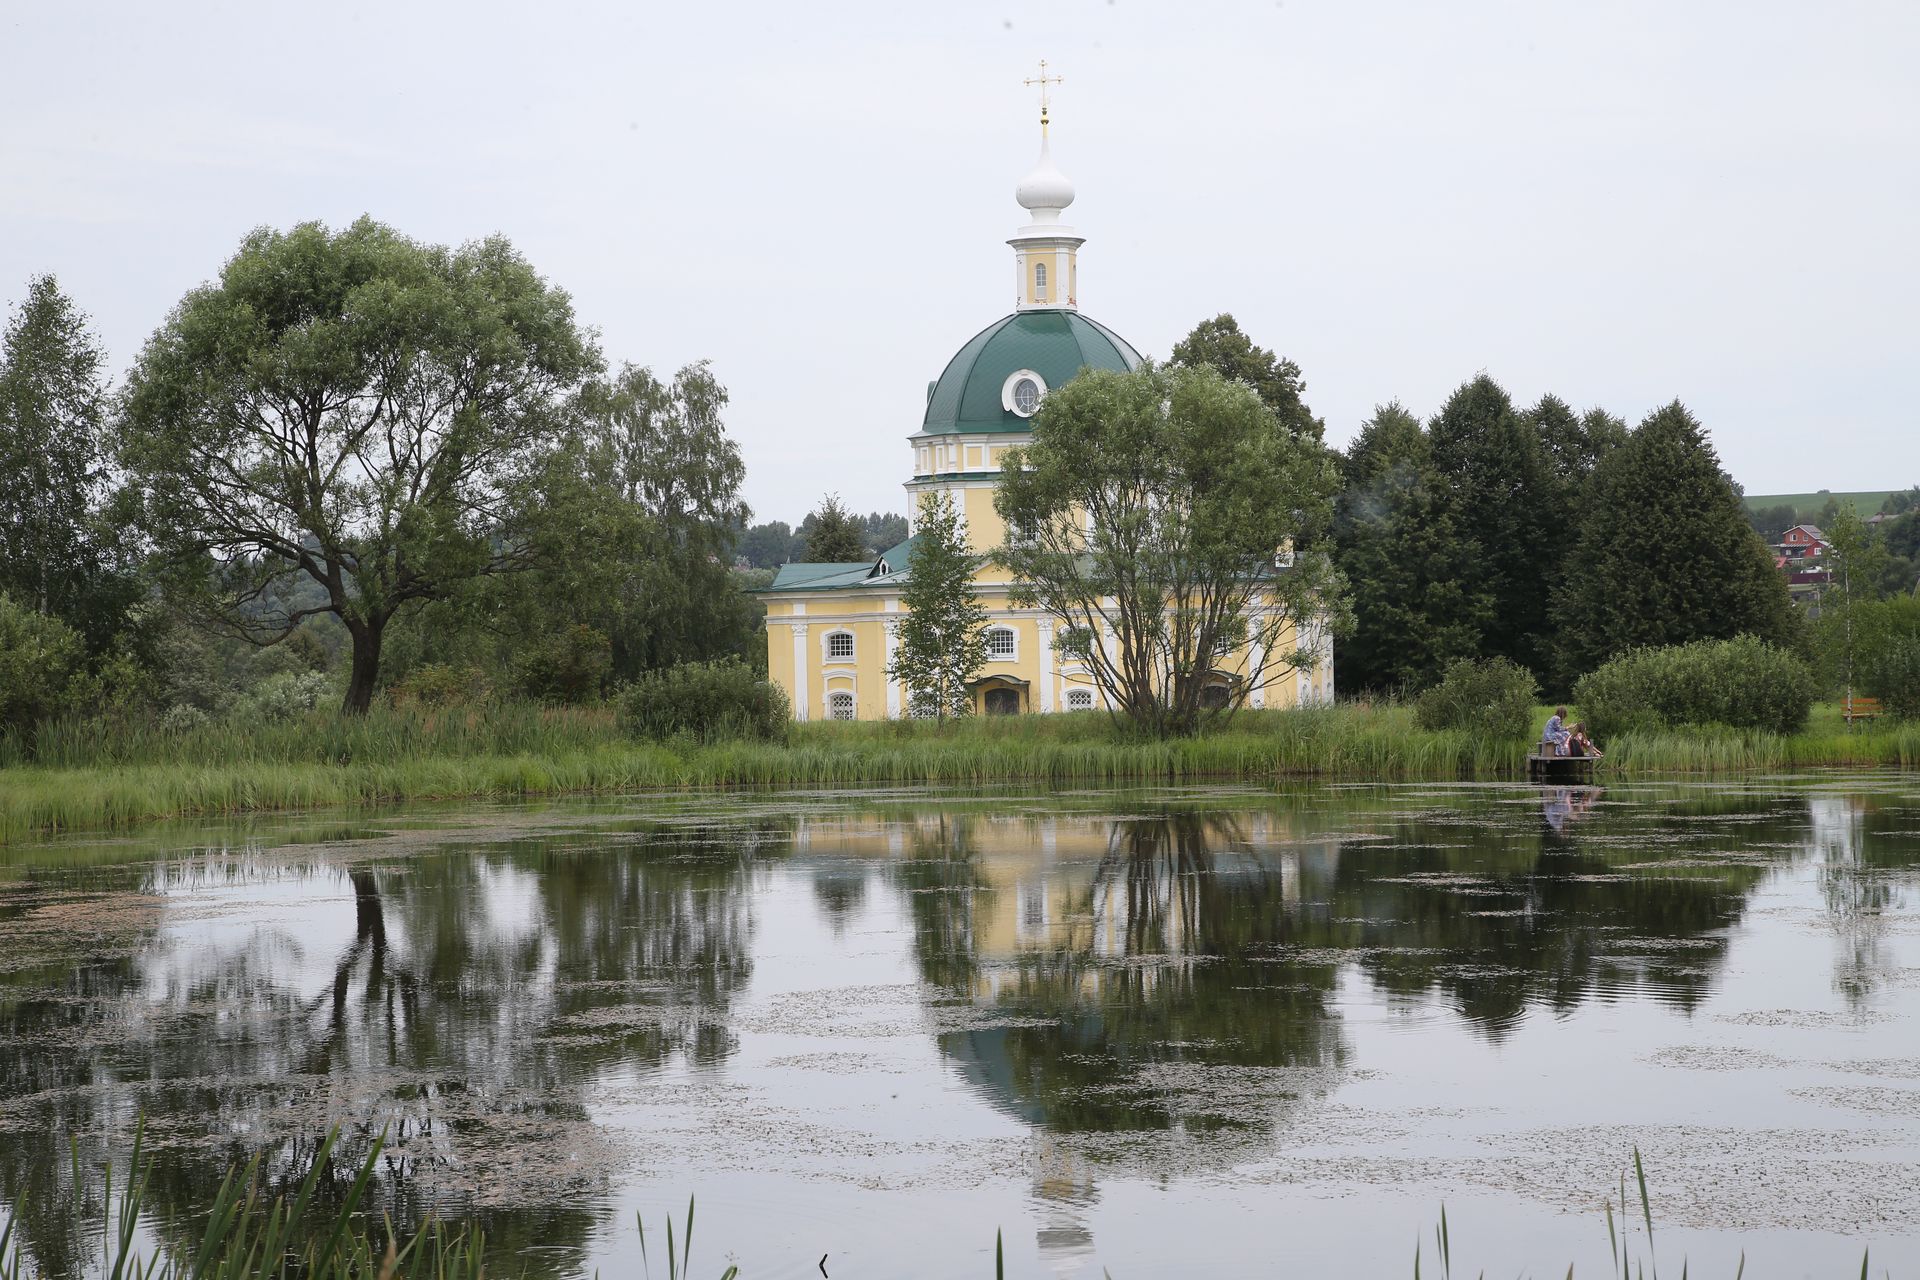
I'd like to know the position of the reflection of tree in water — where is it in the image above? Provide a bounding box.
[899,812,1347,1139]
[1326,789,1808,1033]
[0,818,775,1278]
[1810,794,1912,1009]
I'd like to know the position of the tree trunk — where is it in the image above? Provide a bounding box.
[342,617,386,715]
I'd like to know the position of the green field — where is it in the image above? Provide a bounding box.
[1743,489,1899,518]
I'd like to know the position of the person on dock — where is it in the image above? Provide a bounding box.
[1568,722,1603,759]
[1541,708,1572,756]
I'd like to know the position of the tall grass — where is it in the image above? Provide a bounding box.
[2,698,1915,844]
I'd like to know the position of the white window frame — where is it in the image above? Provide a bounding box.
[986,625,1019,662]
[1066,688,1094,711]
[822,629,856,662]
[1033,261,1048,301]
[1001,369,1047,418]
[827,691,856,721]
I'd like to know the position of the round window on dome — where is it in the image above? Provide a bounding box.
[1002,369,1048,418]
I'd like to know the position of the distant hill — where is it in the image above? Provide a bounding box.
[1743,490,1900,520]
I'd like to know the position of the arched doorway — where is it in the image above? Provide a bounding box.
[985,687,1021,716]
[969,676,1029,716]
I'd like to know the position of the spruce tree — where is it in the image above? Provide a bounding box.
[1427,375,1558,678]
[1333,403,1487,693]
[801,494,868,561]
[1553,401,1793,678]
[888,491,987,718]
[0,275,138,653]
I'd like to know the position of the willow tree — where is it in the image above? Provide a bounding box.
[994,361,1345,737]
[118,218,598,712]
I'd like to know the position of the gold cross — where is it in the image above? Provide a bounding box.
[1023,59,1063,124]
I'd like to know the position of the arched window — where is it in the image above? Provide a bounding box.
[825,630,854,660]
[986,627,1017,660]
[1066,688,1094,711]
[1033,261,1048,301]
[828,691,856,720]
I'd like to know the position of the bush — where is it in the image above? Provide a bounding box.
[237,670,337,722]
[1573,635,1813,738]
[1865,634,1920,719]
[0,593,83,735]
[1413,657,1538,739]
[619,658,789,742]
[513,624,612,704]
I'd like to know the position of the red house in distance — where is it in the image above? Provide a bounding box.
[1774,524,1827,569]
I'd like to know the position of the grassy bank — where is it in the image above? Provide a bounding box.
[2,701,1917,843]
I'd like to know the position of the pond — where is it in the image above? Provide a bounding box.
[2,778,1919,1277]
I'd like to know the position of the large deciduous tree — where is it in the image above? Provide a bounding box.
[1332,403,1487,694]
[994,361,1345,737]
[118,218,598,713]
[572,360,757,674]
[888,491,988,719]
[0,276,141,653]
[1170,313,1325,441]
[1553,401,1793,678]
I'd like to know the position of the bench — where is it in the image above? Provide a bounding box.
[1843,694,1882,724]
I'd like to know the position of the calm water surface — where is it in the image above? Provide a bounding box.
[3,778,1919,1277]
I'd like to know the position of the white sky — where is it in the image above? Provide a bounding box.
[4,1,1916,524]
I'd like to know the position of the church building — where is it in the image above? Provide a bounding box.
[761,83,1334,721]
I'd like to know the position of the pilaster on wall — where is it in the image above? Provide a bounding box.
[1037,617,1056,711]
[884,614,902,718]
[791,622,810,721]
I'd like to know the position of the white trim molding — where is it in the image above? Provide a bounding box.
[985,623,1019,663]
[790,622,810,721]
[1037,617,1056,711]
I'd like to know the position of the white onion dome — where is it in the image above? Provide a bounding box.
[1014,135,1074,223]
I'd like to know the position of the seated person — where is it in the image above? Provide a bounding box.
[1568,722,1603,758]
[1541,707,1572,756]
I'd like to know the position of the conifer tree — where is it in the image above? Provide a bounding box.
[0,275,140,653]
[1553,401,1793,678]
[1426,375,1558,678]
[1333,403,1487,693]
[888,491,987,718]
[801,494,868,561]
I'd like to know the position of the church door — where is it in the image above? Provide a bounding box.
[984,687,1022,716]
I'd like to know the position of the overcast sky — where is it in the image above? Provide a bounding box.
[5,1,1916,523]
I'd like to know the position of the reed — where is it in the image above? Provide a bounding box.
[1,699,1913,844]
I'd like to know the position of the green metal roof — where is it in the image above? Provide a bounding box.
[759,534,927,595]
[920,310,1142,436]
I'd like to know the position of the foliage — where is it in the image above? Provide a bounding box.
[391,663,492,708]
[1808,502,1890,692]
[1747,501,1799,544]
[1169,313,1324,441]
[0,275,145,655]
[512,624,613,704]
[618,658,789,742]
[801,494,868,562]
[0,593,82,736]
[888,492,988,719]
[558,361,759,674]
[117,217,599,714]
[1573,635,1814,738]
[1332,403,1486,694]
[1554,402,1794,681]
[1413,657,1538,740]
[235,670,337,722]
[994,361,1346,737]
[1864,633,1920,720]
[1425,374,1561,681]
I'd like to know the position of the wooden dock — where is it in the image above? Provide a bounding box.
[1528,753,1598,783]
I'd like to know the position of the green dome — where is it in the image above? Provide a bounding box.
[920,310,1142,436]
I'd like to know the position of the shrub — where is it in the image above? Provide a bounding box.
[1413,657,1538,739]
[392,663,491,708]
[1574,635,1813,738]
[513,624,612,704]
[1864,633,1920,719]
[237,671,337,722]
[619,658,789,742]
[0,593,83,735]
